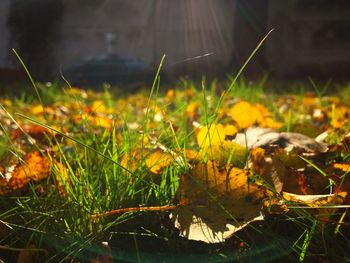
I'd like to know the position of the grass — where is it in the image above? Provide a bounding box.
[1,44,350,261]
[0,76,349,262]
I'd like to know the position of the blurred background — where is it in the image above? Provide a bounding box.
[0,0,349,86]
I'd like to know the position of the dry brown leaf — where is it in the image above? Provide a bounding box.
[282,191,347,220]
[249,147,313,194]
[282,191,346,206]
[17,245,37,263]
[172,161,270,243]
[263,191,347,220]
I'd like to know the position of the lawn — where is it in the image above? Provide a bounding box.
[1,72,350,262]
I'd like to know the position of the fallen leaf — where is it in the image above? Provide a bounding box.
[329,105,349,128]
[120,149,145,173]
[251,132,327,152]
[146,149,174,174]
[282,191,347,206]
[30,105,44,115]
[185,102,199,119]
[172,161,270,243]
[230,101,282,129]
[10,124,58,146]
[333,163,350,173]
[249,147,313,194]
[196,124,244,166]
[198,141,247,167]
[230,101,263,129]
[0,151,50,195]
[282,191,347,220]
[196,124,226,148]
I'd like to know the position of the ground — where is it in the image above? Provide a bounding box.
[0,78,350,262]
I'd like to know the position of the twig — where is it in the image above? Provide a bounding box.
[92,205,177,219]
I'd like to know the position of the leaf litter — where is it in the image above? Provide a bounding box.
[1,85,350,248]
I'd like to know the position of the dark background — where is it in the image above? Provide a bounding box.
[1,0,349,86]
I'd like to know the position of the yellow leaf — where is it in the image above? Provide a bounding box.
[223,124,238,136]
[230,101,263,128]
[196,124,243,166]
[120,149,145,173]
[185,102,199,119]
[146,149,174,174]
[91,100,107,112]
[230,101,282,129]
[261,117,283,129]
[30,105,44,115]
[91,100,114,114]
[75,113,112,129]
[173,161,270,243]
[329,105,349,128]
[199,141,247,167]
[92,115,112,129]
[196,124,226,148]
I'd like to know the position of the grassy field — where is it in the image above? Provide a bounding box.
[0,74,350,262]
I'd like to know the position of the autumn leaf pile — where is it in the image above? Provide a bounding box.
[1,85,350,246]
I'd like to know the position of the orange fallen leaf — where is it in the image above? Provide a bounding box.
[185,102,199,119]
[333,163,350,173]
[165,89,176,101]
[0,151,50,195]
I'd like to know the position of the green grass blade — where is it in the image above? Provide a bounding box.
[12,49,46,118]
